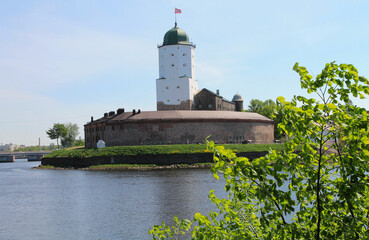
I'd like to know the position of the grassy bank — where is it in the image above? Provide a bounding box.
[45,144,285,159]
[35,163,214,170]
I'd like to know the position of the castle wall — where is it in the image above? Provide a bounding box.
[157,100,193,111]
[85,119,274,148]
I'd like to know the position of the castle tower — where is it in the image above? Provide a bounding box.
[232,94,244,112]
[156,22,198,110]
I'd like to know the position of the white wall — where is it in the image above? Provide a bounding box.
[156,44,198,106]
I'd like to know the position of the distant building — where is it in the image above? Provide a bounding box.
[84,21,274,148]
[0,143,19,152]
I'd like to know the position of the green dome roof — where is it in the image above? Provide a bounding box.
[163,23,190,46]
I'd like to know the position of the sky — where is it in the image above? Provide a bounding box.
[1,0,369,146]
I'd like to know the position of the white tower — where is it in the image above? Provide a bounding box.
[156,22,198,110]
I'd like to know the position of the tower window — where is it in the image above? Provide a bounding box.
[183,53,186,56]
[167,99,169,102]
[166,86,169,89]
[171,53,174,56]
[183,63,187,67]
[177,99,180,101]
[177,86,180,88]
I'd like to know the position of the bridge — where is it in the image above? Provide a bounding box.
[0,151,52,162]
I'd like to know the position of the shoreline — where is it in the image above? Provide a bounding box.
[39,144,283,170]
[33,163,214,171]
[41,151,270,169]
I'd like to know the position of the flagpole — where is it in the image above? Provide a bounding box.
[175,9,177,26]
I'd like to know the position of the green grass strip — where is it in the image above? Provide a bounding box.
[44,143,285,159]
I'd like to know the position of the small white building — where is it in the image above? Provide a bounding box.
[156,22,198,110]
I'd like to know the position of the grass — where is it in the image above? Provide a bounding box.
[44,143,285,159]
[36,165,56,169]
[88,164,158,169]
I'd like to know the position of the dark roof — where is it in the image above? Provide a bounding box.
[86,110,273,125]
[162,23,191,46]
[198,88,234,104]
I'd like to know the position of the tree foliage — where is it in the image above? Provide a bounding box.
[247,99,264,113]
[149,62,369,239]
[46,123,80,149]
[46,123,68,149]
[60,123,79,148]
[247,98,285,139]
[13,144,58,152]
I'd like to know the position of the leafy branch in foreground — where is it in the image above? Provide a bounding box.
[149,62,369,239]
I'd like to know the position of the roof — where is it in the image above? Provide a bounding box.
[198,88,234,104]
[86,110,273,125]
[162,23,190,46]
[232,94,243,102]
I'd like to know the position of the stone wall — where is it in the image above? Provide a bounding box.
[41,151,269,168]
[85,119,273,147]
[157,100,193,111]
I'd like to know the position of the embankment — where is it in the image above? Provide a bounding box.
[41,151,269,168]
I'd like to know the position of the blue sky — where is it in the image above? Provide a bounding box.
[1,0,369,146]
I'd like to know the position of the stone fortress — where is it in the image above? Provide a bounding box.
[84,22,274,148]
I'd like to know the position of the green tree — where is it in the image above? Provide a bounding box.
[247,99,264,113]
[61,123,79,148]
[73,139,85,147]
[48,143,57,151]
[247,98,284,139]
[259,99,276,119]
[149,62,369,239]
[46,123,68,149]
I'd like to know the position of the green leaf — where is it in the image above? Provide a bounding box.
[363,149,369,156]
[318,104,325,110]
[362,136,369,145]
[327,103,337,109]
[277,96,285,103]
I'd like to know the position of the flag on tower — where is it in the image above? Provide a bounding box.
[175,8,182,14]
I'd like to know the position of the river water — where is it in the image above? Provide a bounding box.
[0,159,226,240]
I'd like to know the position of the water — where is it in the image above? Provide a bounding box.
[0,159,226,240]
